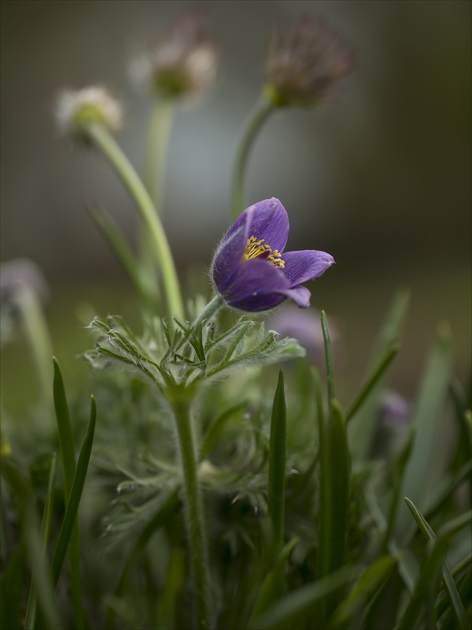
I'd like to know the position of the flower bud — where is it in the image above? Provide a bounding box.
[129,10,219,101]
[264,16,353,108]
[56,86,123,141]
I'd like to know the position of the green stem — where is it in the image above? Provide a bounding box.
[139,99,176,300]
[84,121,183,323]
[231,97,275,219]
[145,98,175,212]
[172,399,212,630]
[175,295,224,354]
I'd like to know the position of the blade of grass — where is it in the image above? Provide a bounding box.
[249,538,299,624]
[248,566,359,630]
[403,497,469,630]
[320,310,335,402]
[393,325,452,541]
[199,401,248,461]
[330,555,397,628]
[268,370,287,552]
[349,291,410,460]
[51,395,96,587]
[24,453,57,630]
[89,205,148,302]
[1,544,24,630]
[346,344,399,423]
[1,459,61,629]
[52,358,86,629]
[425,459,472,520]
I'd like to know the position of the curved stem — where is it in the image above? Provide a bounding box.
[231,97,275,220]
[145,98,175,212]
[172,399,212,630]
[84,122,184,323]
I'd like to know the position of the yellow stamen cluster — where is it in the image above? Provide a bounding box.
[241,236,285,269]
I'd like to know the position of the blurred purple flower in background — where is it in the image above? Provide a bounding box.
[265,15,353,108]
[211,198,334,312]
[380,390,411,427]
[269,307,339,365]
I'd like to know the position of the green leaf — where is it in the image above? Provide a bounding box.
[249,538,299,624]
[89,205,145,300]
[399,497,469,630]
[199,401,248,461]
[52,358,87,629]
[268,370,287,551]
[1,545,24,630]
[1,459,62,629]
[318,399,350,580]
[346,343,399,423]
[394,325,452,541]
[330,555,397,627]
[349,291,410,460]
[51,396,97,587]
[321,310,335,402]
[24,453,57,630]
[248,567,359,630]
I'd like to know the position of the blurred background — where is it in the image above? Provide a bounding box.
[1,0,471,411]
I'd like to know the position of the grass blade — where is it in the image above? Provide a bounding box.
[248,567,358,630]
[89,205,147,301]
[330,555,397,627]
[1,545,24,630]
[1,459,62,629]
[346,343,399,423]
[51,395,96,587]
[320,310,335,402]
[24,453,57,630]
[52,358,87,629]
[394,324,452,541]
[349,290,410,460]
[268,370,287,551]
[402,497,469,630]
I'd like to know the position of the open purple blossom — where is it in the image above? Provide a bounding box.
[211,198,334,312]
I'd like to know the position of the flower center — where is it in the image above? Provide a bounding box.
[241,236,285,269]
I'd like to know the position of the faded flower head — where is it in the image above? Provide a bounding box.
[56,86,123,140]
[211,198,334,312]
[130,10,219,100]
[0,258,49,306]
[264,16,353,108]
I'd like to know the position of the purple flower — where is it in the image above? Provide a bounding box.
[211,198,334,312]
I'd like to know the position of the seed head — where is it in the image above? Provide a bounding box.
[130,10,219,101]
[56,86,123,141]
[265,16,353,108]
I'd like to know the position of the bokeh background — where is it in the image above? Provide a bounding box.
[1,0,471,410]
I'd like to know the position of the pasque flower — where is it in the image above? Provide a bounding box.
[211,198,334,312]
[264,16,353,108]
[130,10,219,101]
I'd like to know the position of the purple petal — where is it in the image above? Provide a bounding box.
[222,258,290,312]
[211,224,249,293]
[282,250,335,285]
[277,285,311,308]
[228,198,289,253]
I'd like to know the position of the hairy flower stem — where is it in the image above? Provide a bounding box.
[140,100,176,293]
[84,121,184,323]
[172,399,212,630]
[145,98,175,212]
[231,98,275,219]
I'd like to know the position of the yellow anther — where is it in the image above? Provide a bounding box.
[242,236,285,269]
